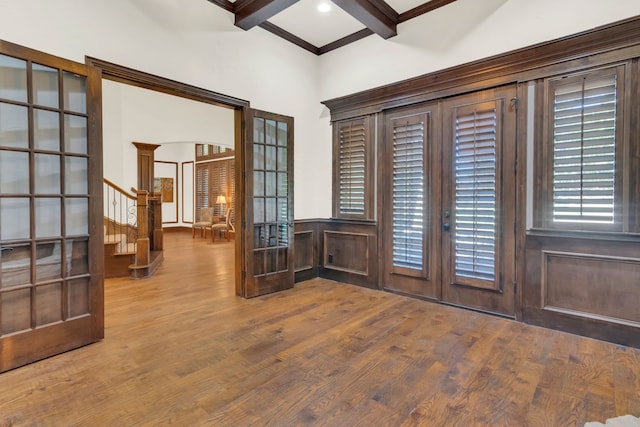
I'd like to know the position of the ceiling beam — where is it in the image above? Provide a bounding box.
[234,0,301,30]
[330,0,398,39]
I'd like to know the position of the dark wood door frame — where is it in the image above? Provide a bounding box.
[85,57,250,296]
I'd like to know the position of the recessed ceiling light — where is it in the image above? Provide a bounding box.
[317,2,331,13]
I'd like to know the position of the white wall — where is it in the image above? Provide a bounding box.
[2,0,640,220]
[318,0,640,100]
[0,0,326,219]
[101,79,234,227]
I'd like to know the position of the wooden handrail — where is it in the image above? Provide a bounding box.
[103,178,137,200]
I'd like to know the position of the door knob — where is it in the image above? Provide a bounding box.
[443,223,450,231]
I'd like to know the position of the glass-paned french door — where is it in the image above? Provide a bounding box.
[242,109,294,298]
[382,86,517,316]
[0,41,103,372]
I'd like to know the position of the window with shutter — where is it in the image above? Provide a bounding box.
[333,116,373,219]
[454,109,497,282]
[550,73,617,225]
[536,66,629,232]
[195,164,209,221]
[392,116,426,272]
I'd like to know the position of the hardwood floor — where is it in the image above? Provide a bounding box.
[0,232,638,426]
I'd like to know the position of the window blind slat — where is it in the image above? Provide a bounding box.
[391,117,425,270]
[552,73,617,225]
[454,108,497,281]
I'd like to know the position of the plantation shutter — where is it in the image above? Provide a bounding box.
[228,159,236,224]
[454,108,497,282]
[211,162,227,217]
[551,73,617,225]
[392,116,426,271]
[337,118,367,217]
[195,164,209,221]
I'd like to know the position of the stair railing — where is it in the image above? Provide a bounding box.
[103,178,138,253]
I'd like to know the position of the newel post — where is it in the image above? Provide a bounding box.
[136,190,150,267]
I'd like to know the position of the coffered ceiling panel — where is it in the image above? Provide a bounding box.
[268,0,366,48]
[207,0,459,54]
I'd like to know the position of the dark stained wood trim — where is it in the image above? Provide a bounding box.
[398,0,458,23]
[234,0,301,30]
[318,28,374,55]
[322,16,640,120]
[331,0,398,39]
[206,0,234,13]
[85,57,249,109]
[258,21,319,54]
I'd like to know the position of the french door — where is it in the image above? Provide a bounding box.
[241,109,294,297]
[382,86,517,316]
[0,41,103,371]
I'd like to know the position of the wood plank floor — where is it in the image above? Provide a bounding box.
[0,232,638,426]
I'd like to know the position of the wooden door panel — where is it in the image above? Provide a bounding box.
[381,103,441,299]
[242,110,294,297]
[441,86,517,316]
[0,40,103,372]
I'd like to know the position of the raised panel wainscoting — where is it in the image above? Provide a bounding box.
[524,232,640,348]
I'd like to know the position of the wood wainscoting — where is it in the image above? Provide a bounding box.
[294,219,378,288]
[524,231,640,348]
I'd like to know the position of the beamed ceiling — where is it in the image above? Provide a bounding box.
[207,0,458,55]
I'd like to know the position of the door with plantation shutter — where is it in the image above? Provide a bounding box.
[441,86,517,316]
[382,104,441,298]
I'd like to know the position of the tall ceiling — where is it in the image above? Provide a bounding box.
[207,0,458,55]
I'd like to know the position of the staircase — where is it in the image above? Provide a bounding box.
[104,179,163,279]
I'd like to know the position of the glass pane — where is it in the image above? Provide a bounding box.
[254,225,264,249]
[278,224,289,246]
[66,239,89,276]
[253,250,265,276]
[277,247,288,271]
[266,224,277,247]
[35,198,61,238]
[0,150,29,193]
[277,121,287,146]
[253,171,264,197]
[253,117,264,143]
[63,71,86,114]
[266,198,276,223]
[0,243,31,288]
[265,248,277,272]
[36,241,62,282]
[34,109,60,151]
[265,172,276,197]
[277,198,288,221]
[35,282,62,326]
[64,114,87,154]
[65,156,88,194]
[266,120,277,145]
[1,288,31,335]
[0,54,27,103]
[277,172,288,197]
[34,153,61,194]
[0,198,30,240]
[32,63,59,109]
[277,147,287,172]
[68,277,89,318]
[253,144,264,170]
[265,146,276,170]
[254,198,264,223]
[65,198,88,236]
[0,103,28,148]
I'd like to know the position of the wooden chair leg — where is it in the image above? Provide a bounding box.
[192,227,196,238]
